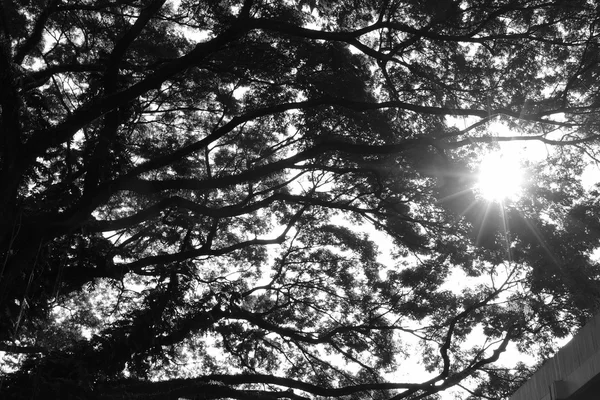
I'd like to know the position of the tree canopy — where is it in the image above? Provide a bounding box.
[2,0,600,399]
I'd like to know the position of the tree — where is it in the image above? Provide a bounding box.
[2,0,600,399]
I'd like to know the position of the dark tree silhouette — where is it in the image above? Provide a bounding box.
[2,1,600,399]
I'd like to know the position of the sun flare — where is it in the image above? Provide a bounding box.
[476,152,524,201]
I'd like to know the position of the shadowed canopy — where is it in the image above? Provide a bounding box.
[2,1,600,399]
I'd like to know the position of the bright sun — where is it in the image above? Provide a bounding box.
[476,151,524,201]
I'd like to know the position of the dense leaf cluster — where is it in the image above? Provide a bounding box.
[2,0,600,399]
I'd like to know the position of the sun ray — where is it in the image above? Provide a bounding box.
[459,197,481,219]
[521,214,561,267]
[436,187,479,215]
[476,201,497,247]
[498,201,513,262]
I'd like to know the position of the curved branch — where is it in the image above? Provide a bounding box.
[101,373,439,399]
[23,21,250,160]
[0,343,47,354]
[119,205,306,272]
[104,0,167,89]
[446,132,600,148]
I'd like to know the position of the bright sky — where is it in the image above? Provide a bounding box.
[18,2,597,398]
[318,115,589,399]
[476,150,524,201]
[438,117,598,398]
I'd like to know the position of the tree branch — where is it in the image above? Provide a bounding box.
[0,343,47,354]
[14,0,60,64]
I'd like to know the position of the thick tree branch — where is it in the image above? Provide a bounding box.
[23,20,250,160]
[119,205,306,272]
[104,0,167,88]
[0,343,47,354]
[14,0,60,64]
[101,373,440,399]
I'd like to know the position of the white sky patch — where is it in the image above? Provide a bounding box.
[581,161,600,190]
[476,150,524,202]
[483,119,600,192]
[181,27,212,43]
[232,86,250,100]
[486,121,550,161]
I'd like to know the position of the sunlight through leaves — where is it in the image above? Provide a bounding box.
[476,151,524,202]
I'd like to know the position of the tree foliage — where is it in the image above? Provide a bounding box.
[2,0,600,399]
